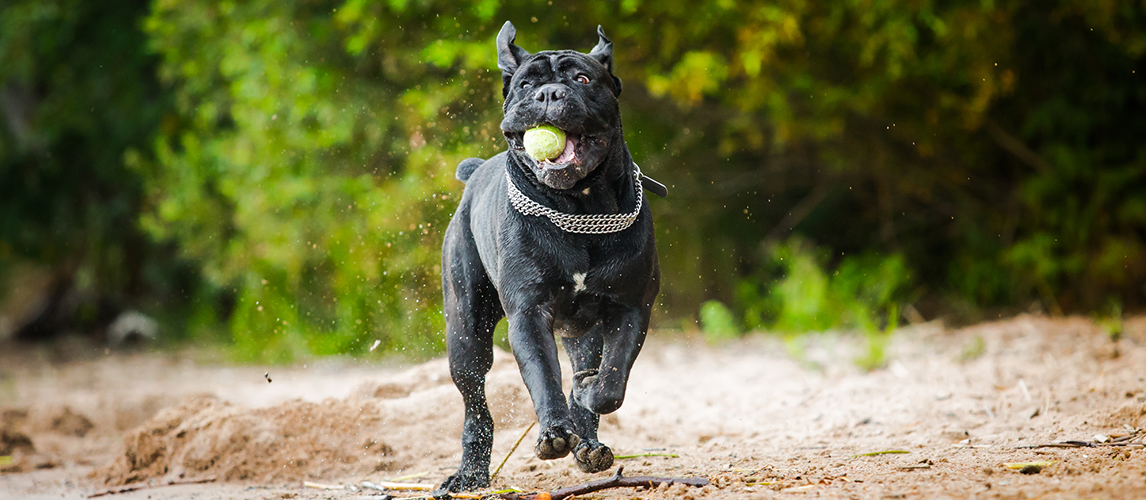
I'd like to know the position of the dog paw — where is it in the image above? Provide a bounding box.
[573,440,614,473]
[438,470,489,492]
[535,425,580,460]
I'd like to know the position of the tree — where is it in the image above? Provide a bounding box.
[0,0,188,339]
[7,0,1142,355]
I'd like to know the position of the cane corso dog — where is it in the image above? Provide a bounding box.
[438,21,660,492]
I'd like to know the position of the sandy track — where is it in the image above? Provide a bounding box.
[1,315,1144,499]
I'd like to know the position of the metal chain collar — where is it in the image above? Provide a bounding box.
[506,163,644,234]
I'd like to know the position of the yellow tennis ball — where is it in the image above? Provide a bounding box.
[523,125,566,161]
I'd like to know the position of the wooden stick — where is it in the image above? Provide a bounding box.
[499,466,708,500]
[361,480,436,491]
[455,488,522,499]
[303,480,344,490]
[614,452,680,459]
[387,471,430,482]
[490,421,535,482]
[87,478,216,498]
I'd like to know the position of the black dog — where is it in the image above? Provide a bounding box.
[438,21,660,492]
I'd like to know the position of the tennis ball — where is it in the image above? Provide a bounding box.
[523,124,566,161]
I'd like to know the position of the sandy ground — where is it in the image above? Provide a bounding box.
[1,315,1145,499]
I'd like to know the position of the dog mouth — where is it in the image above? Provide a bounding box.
[506,128,585,170]
[504,124,610,190]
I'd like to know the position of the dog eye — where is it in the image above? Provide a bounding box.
[520,81,532,89]
[575,74,591,84]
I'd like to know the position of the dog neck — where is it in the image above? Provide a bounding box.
[507,144,640,217]
[505,165,643,235]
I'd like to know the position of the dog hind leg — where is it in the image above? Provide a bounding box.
[440,244,504,492]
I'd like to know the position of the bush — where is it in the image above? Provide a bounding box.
[734,239,911,335]
[699,300,739,342]
[6,0,1145,359]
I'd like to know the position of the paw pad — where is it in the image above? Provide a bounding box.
[573,441,614,473]
[535,426,580,460]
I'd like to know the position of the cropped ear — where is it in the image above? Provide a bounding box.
[588,26,613,71]
[497,21,530,96]
[588,26,622,95]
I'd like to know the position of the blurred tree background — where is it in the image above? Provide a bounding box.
[1,0,1143,361]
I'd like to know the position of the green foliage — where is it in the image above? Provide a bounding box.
[138,0,501,360]
[729,239,907,368]
[4,0,1146,359]
[735,239,911,335]
[0,0,192,327]
[1097,300,1124,342]
[643,0,1146,315]
[856,304,896,372]
[960,335,986,362]
[699,300,739,342]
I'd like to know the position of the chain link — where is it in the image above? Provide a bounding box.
[506,164,644,234]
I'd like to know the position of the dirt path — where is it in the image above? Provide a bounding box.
[2,315,1145,499]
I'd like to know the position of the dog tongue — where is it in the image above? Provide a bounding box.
[551,135,577,164]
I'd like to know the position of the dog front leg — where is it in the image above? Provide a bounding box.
[507,308,580,459]
[562,330,615,473]
[573,307,647,415]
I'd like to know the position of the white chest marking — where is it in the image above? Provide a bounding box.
[573,272,587,293]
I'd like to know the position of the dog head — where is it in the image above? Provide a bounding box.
[497,21,624,190]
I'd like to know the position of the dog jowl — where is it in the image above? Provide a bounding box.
[438,21,659,492]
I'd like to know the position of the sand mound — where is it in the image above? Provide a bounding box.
[101,395,393,485]
[2,405,99,472]
[49,406,94,437]
[1100,402,1146,430]
[98,347,534,486]
[0,428,34,455]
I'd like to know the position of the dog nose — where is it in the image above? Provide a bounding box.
[534,84,567,104]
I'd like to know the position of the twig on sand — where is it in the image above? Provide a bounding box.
[780,484,817,493]
[498,466,708,500]
[303,480,345,490]
[458,488,521,499]
[361,480,437,491]
[1017,441,1095,449]
[490,421,535,482]
[386,488,520,500]
[853,450,910,457]
[1016,430,1144,450]
[361,466,705,500]
[87,478,216,498]
[614,452,680,459]
[388,471,431,482]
